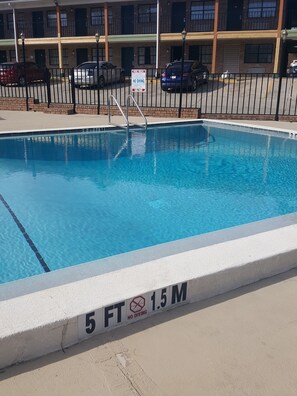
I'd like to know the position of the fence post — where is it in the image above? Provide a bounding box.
[70,67,76,114]
[274,74,282,121]
[46,69,51,108]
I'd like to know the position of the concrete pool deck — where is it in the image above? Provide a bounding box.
[1,111,297,395]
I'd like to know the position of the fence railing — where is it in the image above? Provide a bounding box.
[0,68,296,118]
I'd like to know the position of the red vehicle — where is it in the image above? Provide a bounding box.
[0,62,50,86]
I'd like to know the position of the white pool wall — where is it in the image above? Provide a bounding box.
[1,214,297,369]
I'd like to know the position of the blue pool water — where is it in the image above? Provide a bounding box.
[1,122,297,284]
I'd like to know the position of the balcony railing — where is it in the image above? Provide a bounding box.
[0,28,16,40]
[13,18,157,39]
[161,18,215,34]
[2,11,279,41]
[243,10,278,30]
[218,12,278,31]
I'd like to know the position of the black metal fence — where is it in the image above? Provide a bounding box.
[0,68,296,119]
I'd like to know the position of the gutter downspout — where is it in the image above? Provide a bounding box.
[155,0,160,77]
[12,6,19,62]
[104,2,109,61]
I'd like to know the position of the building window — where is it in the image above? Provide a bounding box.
[60,11,67,27]
[91,46,104,61]
[17,13,25,31]
[91,7,104,26]
[47,11,57,28]
[7,13,13,30]
[47,10,67,29]
[91,8,112,26]
[248,0,276,18]
[49,49,68,66]
[62,48,68,65]
[189,45,212,64]
[49,49,59,66]
[244,44,273,63]
[9,49,16,61]
[91,47,113,62]
[138,4,157,23]
[138,47,156,65]
[191,1,215,20]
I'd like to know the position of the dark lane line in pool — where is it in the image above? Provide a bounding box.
[0,194,51,273]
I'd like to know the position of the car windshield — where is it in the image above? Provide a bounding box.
[77,63,97,70]
[0,64,14,70]
[167,62,193,72]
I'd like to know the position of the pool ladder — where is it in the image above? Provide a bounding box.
[108,94,147,132]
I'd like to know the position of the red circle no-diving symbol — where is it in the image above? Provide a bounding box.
[130,296,145,313]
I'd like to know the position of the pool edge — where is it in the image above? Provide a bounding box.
[1,219,297,369]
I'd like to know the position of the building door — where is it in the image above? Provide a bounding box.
[226,0,243,31]
[121,6,134,34]
[171,2,186,33]
[121,47,134,74]
[35,49,46,66]
[76,48,88,66]
[0,15,4,39]
[32,11,44,38]
[223,44,240,73]
[75,9,87,36]
[171,46,182,62]
[0,50,6,63]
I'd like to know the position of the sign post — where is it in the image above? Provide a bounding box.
[131,69,146,93]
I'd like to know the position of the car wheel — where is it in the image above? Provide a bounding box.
[98,76,105,88]
[120,72,125,83]
[18,76,26,87]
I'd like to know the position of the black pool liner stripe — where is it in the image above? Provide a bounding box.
[0,194,50,273]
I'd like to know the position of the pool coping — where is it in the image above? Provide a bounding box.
[1,119,297,369]
[0,118,297,138]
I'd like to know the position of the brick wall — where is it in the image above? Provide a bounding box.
[2,96,296,122]
[0,98,200,118]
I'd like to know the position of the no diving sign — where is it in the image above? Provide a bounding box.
[131,69,146,92]
[79,282,188,339]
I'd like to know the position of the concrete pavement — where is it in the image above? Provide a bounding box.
[1,268,297,395]
[0,111,297,395]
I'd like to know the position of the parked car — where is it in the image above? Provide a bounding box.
[161,60,209,92]
[288,65,297,77]
[72,61,125,88]
[0,62,50,86]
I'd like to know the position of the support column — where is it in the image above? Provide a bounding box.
[104,3,109,61]
[211,0,219,73]
[56,1,63,68]
[273,0,285,73]
[156,0,160,74]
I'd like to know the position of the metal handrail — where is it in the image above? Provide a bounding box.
[126,94,147,131]
[108,94,129,130]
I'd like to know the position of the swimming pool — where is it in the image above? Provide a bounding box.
[1,121,297,284]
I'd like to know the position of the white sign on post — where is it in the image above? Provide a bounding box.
[131,69,146,92]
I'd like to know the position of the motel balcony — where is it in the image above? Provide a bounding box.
[3,12,279,42]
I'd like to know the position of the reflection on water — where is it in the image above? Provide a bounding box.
[0,124,210,162]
